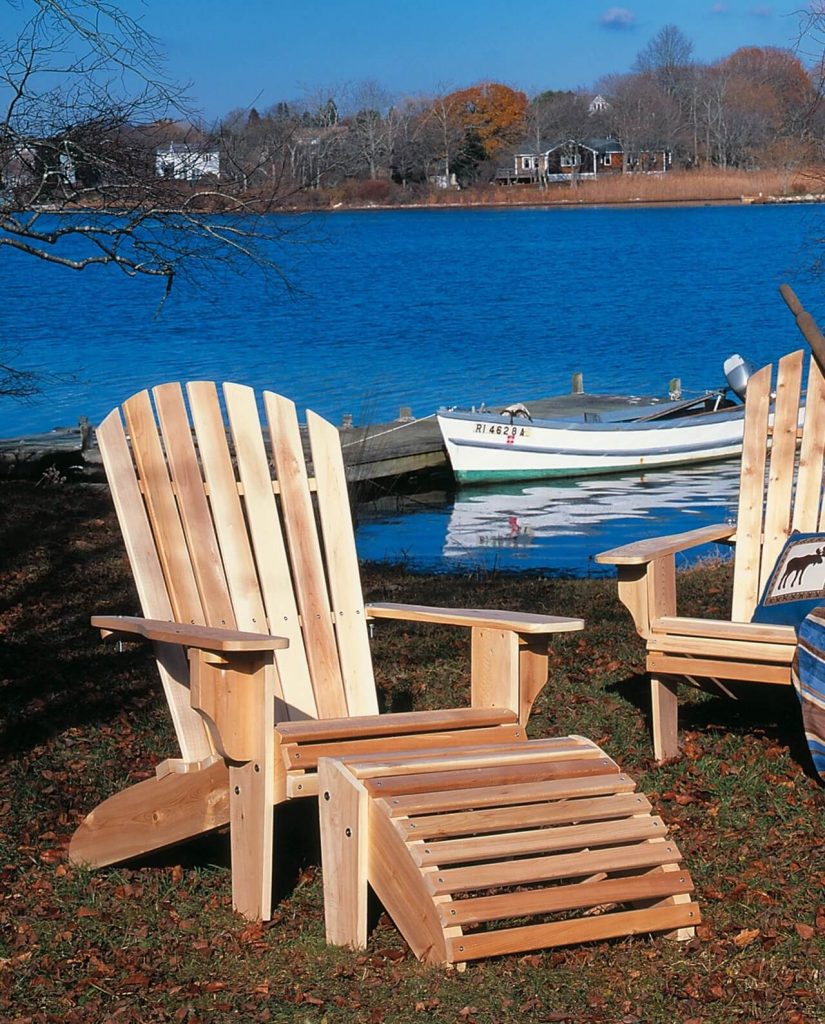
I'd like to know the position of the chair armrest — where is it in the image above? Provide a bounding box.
[364,602,583,634]
[595,523,736,566]
[91,615,290,653]
[365,603,582,727]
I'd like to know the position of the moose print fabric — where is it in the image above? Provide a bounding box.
[792,607,825,785]
[751,532,825,627]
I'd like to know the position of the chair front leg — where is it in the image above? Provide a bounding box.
[651,675,680,761]
[318,758,368,949]
[189,649,277,920]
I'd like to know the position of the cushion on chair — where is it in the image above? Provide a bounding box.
[751,531,825,627]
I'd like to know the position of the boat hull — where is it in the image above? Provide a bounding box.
[437,407,747,484]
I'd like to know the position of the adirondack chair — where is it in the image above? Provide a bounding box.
[597,347,823,761]
[69,382,698,964]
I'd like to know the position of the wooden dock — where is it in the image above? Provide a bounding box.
[0,390,673,487]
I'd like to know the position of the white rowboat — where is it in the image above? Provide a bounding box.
[437,392,747,484]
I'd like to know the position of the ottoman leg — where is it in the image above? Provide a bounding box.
[318,758,368,949]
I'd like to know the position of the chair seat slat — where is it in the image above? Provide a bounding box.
[276,706,516,742]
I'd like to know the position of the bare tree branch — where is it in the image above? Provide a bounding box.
[1,0,302,395]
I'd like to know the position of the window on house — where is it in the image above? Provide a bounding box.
[560,154,578,167]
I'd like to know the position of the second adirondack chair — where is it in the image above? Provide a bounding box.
[597,347,823,760]
[70,381,698,963]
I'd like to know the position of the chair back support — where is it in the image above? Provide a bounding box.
[731,350,825,621]
[97,383,378,758]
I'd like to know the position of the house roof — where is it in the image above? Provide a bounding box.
[156,141,218,155]
[587,137,622,153]
[514,136,623,157]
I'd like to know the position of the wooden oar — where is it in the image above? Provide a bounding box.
[779,282,825,375]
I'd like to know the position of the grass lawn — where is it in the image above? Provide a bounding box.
[1,481,823,1024]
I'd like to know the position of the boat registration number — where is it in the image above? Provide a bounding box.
[474,423,530,439]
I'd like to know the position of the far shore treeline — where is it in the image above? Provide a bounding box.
[211,25,825,201]
[6,21,825,216]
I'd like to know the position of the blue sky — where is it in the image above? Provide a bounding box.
[140,0,811,120]
[2,1,816,120]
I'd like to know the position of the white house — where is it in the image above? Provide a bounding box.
[155,141,220,182]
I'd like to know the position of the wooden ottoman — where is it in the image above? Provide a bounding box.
[318,735,699,965]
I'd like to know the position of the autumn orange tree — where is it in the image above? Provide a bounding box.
[444,82,528,160]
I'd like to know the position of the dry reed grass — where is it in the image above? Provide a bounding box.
[431,166,825,208]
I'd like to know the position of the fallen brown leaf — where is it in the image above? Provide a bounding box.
[733,928,760,948]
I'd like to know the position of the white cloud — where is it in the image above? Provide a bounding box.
[599,7,637,30]
[749,4,774,17]
[710,2,729,13]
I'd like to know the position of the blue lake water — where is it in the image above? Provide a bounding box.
[3,202,824,573]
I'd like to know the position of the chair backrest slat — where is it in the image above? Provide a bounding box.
[223,383,318,721]
[307,409,378,716]
[795,356,825,532]
[96,407,214,762]
[264,392,349,719]
[731,363,773,621]
[186,382,270,633]
[760,350,804,591]
[151,383,236,628]
[122,391,205,626]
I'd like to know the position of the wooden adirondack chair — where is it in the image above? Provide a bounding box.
[597,347,823,761]
[69,382,698,964]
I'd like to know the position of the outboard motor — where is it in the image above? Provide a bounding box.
[723,353,759,401]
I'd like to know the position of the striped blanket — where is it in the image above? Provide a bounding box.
[791,606,825,783]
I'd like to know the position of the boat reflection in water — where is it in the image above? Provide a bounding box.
[355,461,743,575]
[441,461,743,574]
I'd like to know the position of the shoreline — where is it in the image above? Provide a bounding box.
[37,182,825,218]
[283,192,825,215]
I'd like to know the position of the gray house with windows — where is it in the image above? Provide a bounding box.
[497,137,670,184]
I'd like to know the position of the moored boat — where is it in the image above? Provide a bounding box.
[437,357,755,485]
